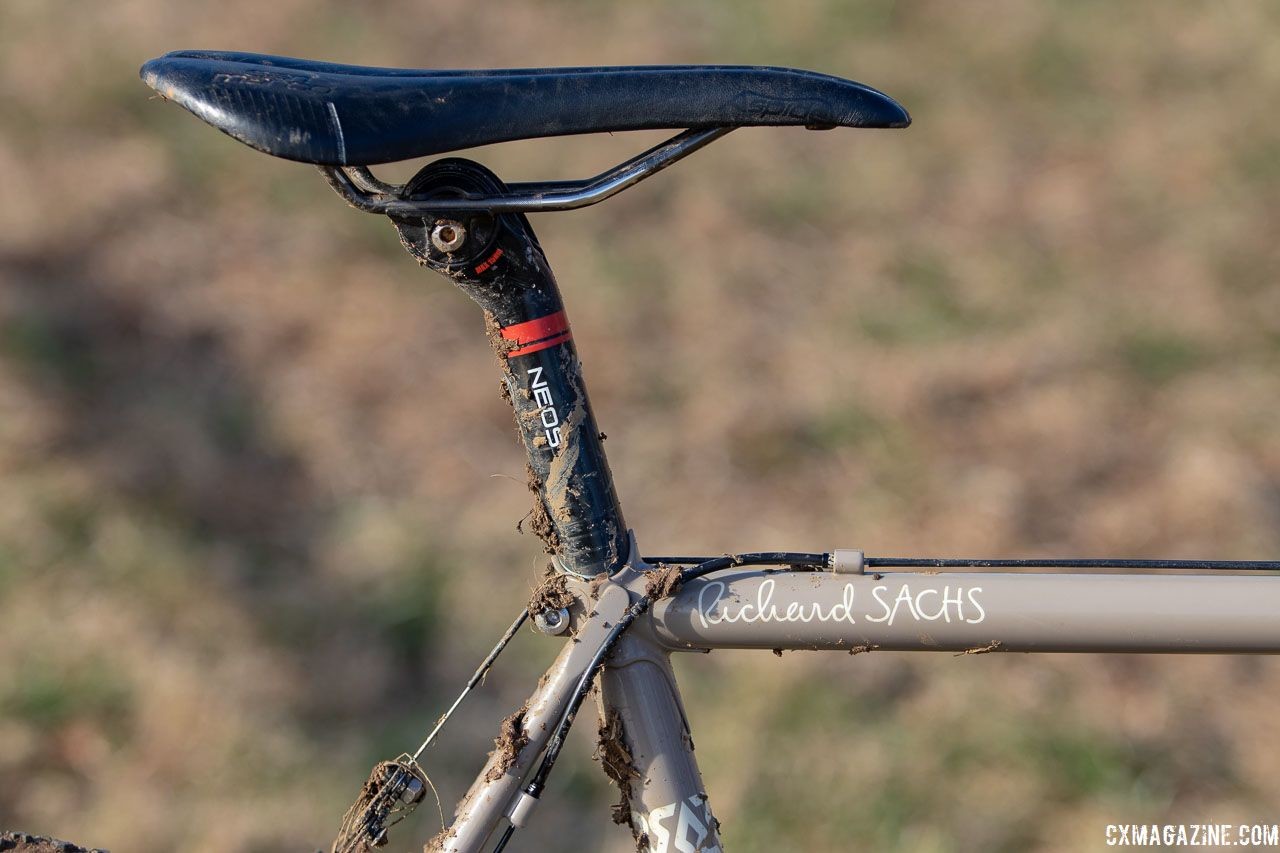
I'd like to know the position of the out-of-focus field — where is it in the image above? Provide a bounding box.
[2,2,1278,851]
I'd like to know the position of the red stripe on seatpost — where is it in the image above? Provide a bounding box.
[507,331,571,357]
[500,310,573,358]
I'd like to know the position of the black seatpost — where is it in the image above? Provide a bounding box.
[389,158,628,577]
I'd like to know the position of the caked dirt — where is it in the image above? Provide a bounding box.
[483,706,530,782]
[423,822,459,853]
[0,833,107,853]
[538,346,590,541]
[482,310,518,360]
[644,563,684,600]
[517,463,560,556]
[331,760,419,853]
[593,707,646,849]
[423,825,452,853]
[528,563,575,614]
[956,640,1002,656]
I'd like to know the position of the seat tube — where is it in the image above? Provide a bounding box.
[600,627,722,853]
[392,159,629,576]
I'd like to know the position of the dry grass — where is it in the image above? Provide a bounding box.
[2,2,1279,851]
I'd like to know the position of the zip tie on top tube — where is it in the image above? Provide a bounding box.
[831,549,866,574]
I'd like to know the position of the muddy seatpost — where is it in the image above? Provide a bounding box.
[386,158,630,579]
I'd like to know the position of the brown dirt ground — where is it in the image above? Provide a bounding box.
[0,833,107,853]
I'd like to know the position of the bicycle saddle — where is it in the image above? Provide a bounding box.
[140,50,910,166]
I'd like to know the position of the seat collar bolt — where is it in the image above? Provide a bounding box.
[534,607,571,635]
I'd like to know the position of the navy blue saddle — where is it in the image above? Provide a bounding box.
[140,50,910,166]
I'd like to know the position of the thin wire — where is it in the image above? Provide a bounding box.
[421,765,446,838]
[678,552,829,584]
[865,557,1280,571]
[337,610,529,853]
[414,608,529,761]
[648,555,1280,572]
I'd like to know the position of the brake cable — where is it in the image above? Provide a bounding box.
[332,607,529,853]
[646,555,1280,571]
[412,608,531,761]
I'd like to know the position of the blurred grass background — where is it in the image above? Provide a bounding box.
[2,1,1279,851]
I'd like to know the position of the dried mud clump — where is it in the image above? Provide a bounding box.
[594,707,644,846]
[644,563,683,600]
[0,833,108,853]
[332,761,404,853]
[423,824,454,853]
[483,310,519,359]
[526,498,559,554]
[517,463,560,555]
[483,706,531,782]
[528,563,575,614]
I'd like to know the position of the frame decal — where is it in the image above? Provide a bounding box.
[634,794,721,853]
[696,578,987,629]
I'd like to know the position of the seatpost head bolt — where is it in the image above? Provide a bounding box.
[534,607,571,635]
[430,219,467,253]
